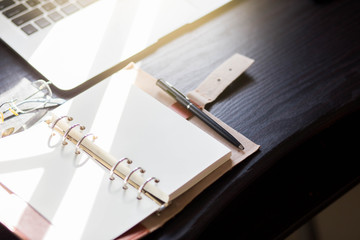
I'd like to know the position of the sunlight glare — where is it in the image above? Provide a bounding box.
[29,0,116,82]
[120,0,163,59]
[89,69,138,149]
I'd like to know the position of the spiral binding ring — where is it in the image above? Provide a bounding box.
[62,123,85,145]
[156,204,168,216]
[123,167,145,190]
[137,177,160,200]
[75,133,95,154]
[109,157,133,180]
[51,115,73,131]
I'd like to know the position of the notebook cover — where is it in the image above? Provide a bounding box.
[0,56,259,239]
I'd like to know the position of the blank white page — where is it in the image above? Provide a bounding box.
[51,68,231,200]
[0,122,159,240]
[0,68,230,239]
[109,85,231,200]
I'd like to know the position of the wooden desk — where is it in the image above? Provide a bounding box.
[1,0,359,239]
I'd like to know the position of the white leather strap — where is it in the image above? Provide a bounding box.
[187,54,254,108]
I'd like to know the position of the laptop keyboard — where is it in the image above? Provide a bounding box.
[0,0,97,35]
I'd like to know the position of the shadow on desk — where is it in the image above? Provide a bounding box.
[287,182,360,240]
[0,76,359,240]
[0,223,19,240]
[196,109,360,240]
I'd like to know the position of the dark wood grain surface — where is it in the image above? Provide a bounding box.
[1,0,359,239]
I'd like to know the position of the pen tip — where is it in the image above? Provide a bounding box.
[238,144,245,150]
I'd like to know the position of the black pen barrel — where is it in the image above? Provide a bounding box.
[189,104,243,149]
[156,79,244,150]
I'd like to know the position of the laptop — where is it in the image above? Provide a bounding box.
[0,0,230,90]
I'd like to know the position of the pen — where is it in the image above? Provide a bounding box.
[156,79,245,150]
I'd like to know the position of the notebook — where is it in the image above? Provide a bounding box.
[0,0,231,90]
[0,66,232,239]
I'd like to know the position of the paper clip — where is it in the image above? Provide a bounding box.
[0,80,65,124]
